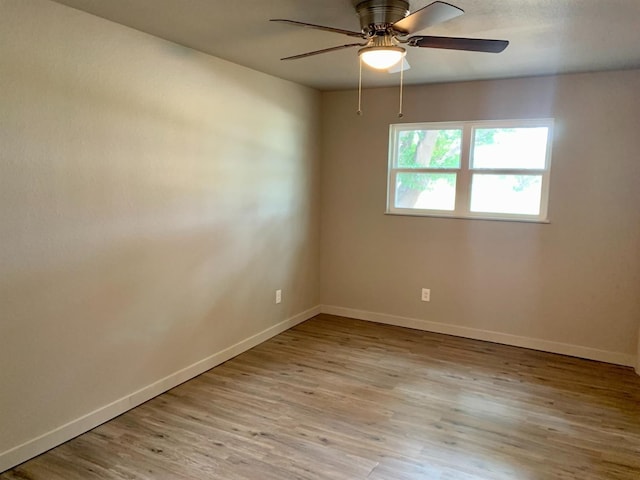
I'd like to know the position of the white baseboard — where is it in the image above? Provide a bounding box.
[637,335,640,375]
[321,305,636,368]
[0,306,321,474]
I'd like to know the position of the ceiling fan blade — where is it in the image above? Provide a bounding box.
[392,1,464,35]
[270,19,364,38]
[388,58,411,74]
[409,35,509,53]
[280,43,365,61]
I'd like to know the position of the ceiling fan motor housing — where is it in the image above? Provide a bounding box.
[353,0,410,34]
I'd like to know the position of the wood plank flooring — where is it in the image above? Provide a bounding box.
[3,314,640,479]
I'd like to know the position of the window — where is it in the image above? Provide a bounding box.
[387,119,553,222]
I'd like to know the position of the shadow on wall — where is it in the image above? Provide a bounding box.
[0,196,316,444]
[0,0,320,456]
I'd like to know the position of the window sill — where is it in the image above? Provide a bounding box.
[384,211,550,224]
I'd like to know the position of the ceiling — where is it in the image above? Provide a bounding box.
[52,0,640,91]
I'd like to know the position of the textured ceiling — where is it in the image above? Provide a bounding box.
[52,0,640,90]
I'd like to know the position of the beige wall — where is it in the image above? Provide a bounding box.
[320,70,640,361]
[0,0,320,463]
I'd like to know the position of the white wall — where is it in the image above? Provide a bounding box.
[0,0,320,470]
[320,70,640,366]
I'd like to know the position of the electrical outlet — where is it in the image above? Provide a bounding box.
[421,288,431,302]
[275,289,282,304]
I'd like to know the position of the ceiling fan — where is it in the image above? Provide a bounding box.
[271,0,509,71]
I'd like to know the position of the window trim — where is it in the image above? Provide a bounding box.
[386,118,554,222]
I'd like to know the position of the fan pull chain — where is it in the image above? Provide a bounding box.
[357,57,363,115]
[398,58,404,118]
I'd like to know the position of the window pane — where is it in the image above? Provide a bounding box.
[470,174,542,215]
[395,173,456,211]
[472,127,549,169]
[397,129,462,169]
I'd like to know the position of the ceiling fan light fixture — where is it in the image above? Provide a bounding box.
[359,46,406,69]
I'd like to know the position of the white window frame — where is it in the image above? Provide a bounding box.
[386,118,554,222]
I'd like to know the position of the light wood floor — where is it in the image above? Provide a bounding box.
[3,314,640,479]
